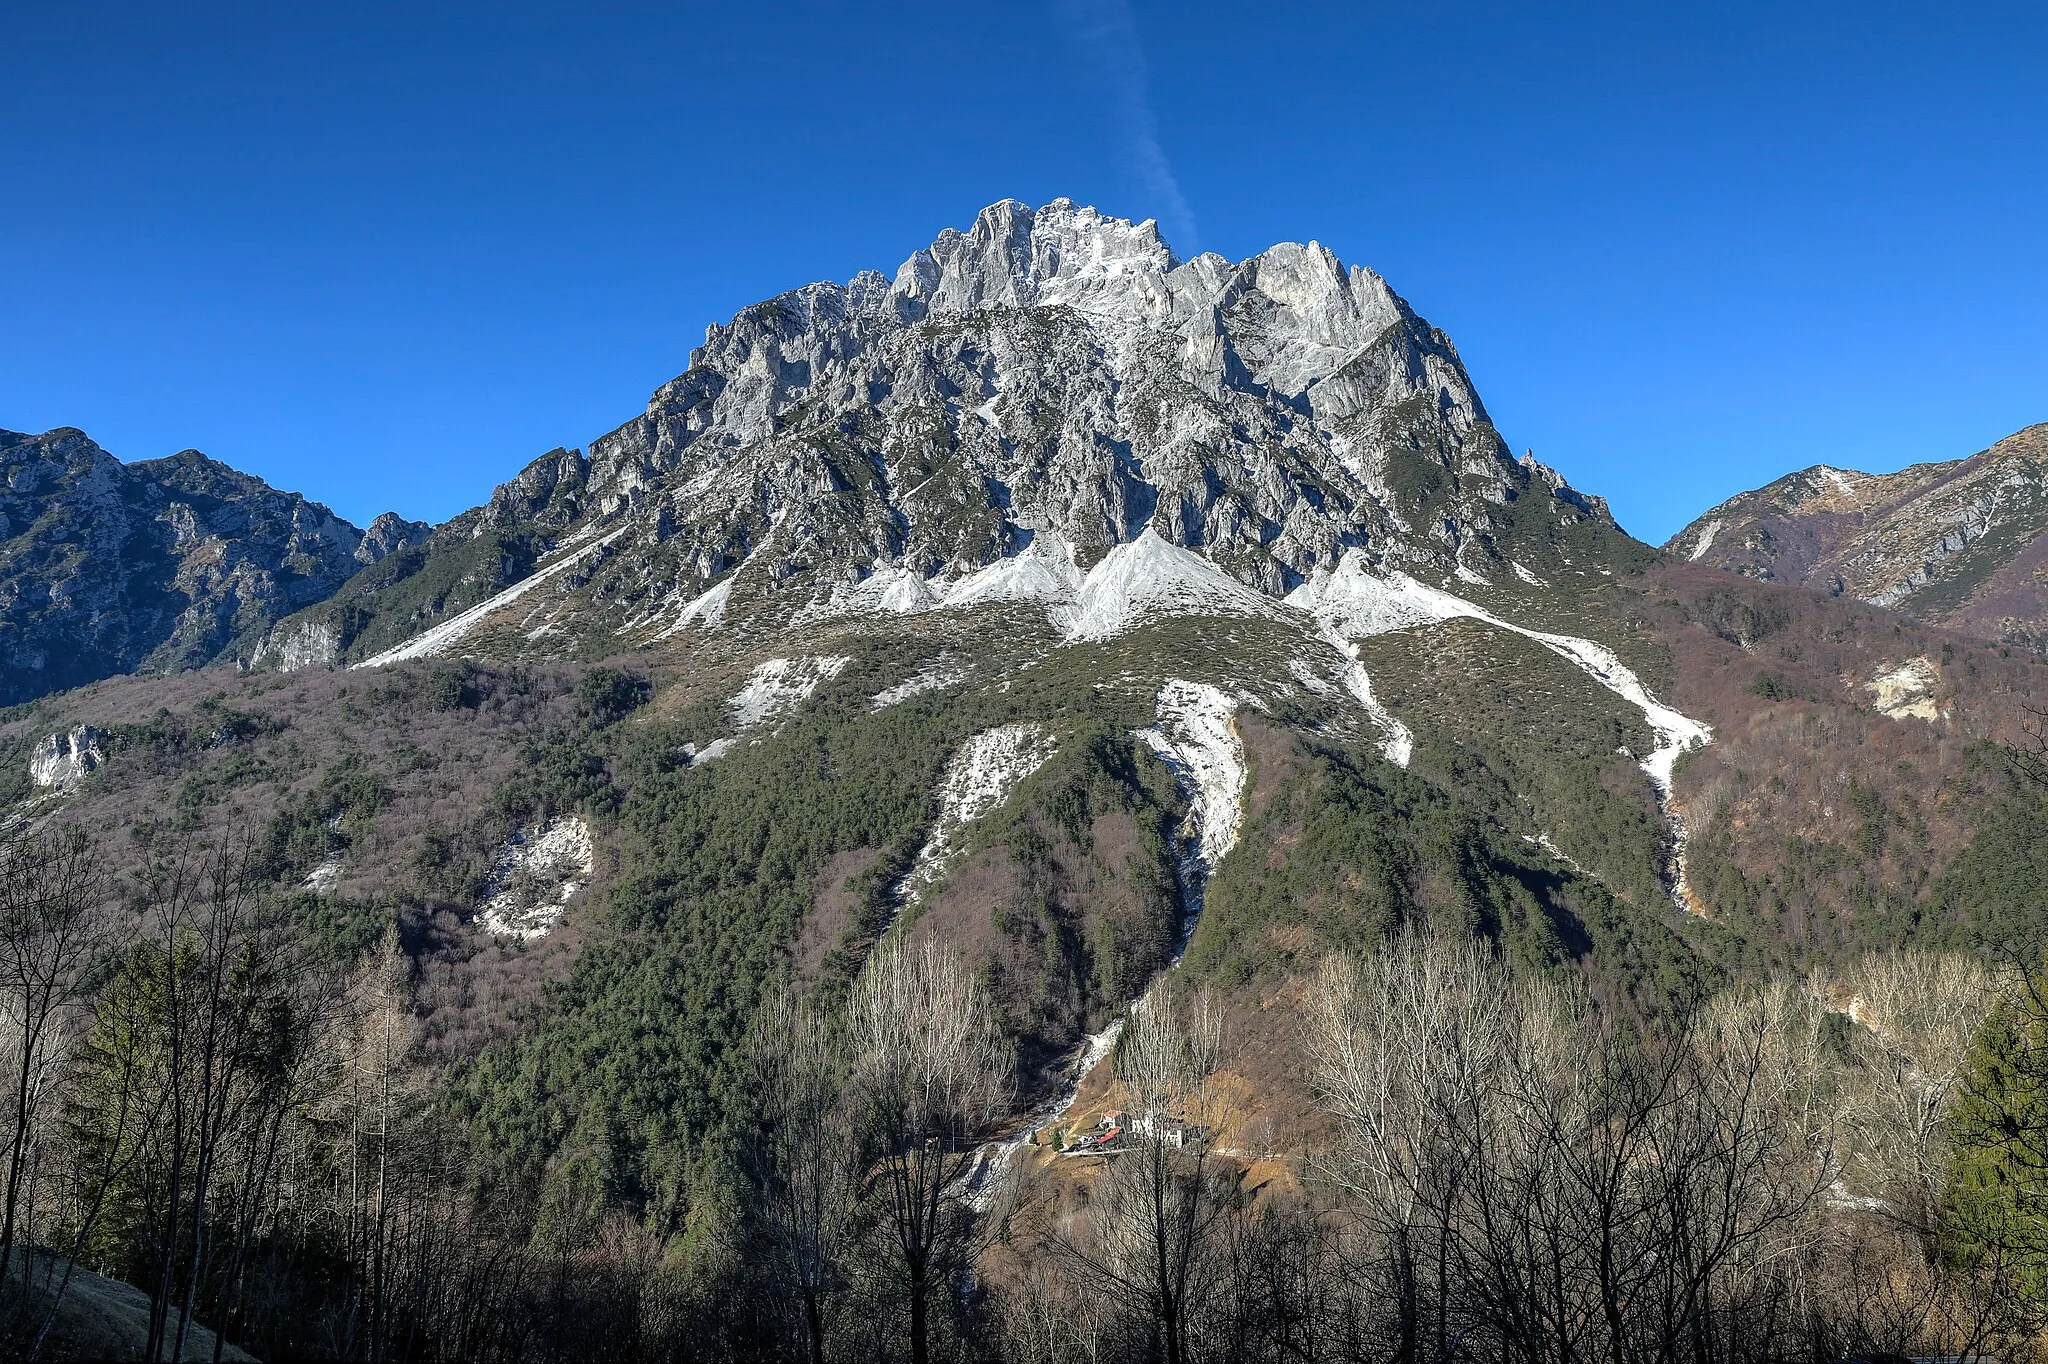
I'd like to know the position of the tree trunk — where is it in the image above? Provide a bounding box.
[909,1273,928,1364]
[805,1288,825,1364]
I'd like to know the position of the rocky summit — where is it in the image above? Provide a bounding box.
[261,197,1641,669]
[1668,421,2048,652]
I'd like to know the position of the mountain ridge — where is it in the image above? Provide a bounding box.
[0,425,429,703]
[1667,421,2048,650]
[250,197,1642,673]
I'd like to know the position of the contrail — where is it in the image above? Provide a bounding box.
[1058,0,1199,253]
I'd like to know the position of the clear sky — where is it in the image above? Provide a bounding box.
[2,1,2042,544]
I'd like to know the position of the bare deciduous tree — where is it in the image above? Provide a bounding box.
[1304,932,1509,1362]
[1043,980,1229,1364]
[1837,950,1998,1230]
[848,936,1009,1364]
[0,824,104,1288]
[1306,933,1837,1364]
[741,981,861,1364]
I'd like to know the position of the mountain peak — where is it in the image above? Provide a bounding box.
[0,425,382,701]
[291,199,1637,670]
[893,198,1183,317]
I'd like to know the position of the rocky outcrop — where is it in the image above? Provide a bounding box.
[0,427,422,702]
[1667,423,2048,650]
[356,510,433,564]
[29,724,104,789]
[250,618,345,672]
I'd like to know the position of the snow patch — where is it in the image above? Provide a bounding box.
[686,656,848,767]
[797,565,941,623]
[870,664,967,709]
[685,737,735,766]
[1287,659,1333,695]
[961,679,1251,1209]
[300,853,343,894]
[1331,642,1413,767]
[476,816,595,940]
[661,575,735,637]
[644,525,780,639]
[726,656,851,730]
[1282,552,1451,637]
[1668,811,1706,917]
[356,529,625,667]
[943,533,1086,620]
[1521,832,1588,877]
[895,724,1059,905]
[793,533,1086,630]
[1824,1180,1890,1215]
[957,1015,1127,1212]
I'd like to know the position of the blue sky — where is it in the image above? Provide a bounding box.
[2,1,2042,543]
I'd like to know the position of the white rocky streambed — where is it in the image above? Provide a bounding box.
[957,680,1248,1209]
[1133,680,1247,951]
[1287,551,1712,797]
[888,723,1059,919]
[1287,552,1714,910]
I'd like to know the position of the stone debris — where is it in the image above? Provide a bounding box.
[894,723,1058,907]
[1134,680,1246,875]
[476,816,595,941]
[1866,657,1943,721]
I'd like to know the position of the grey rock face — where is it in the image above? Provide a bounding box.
[29,725,104,789]
[250,618,344,672]
[530,198,1634,645]
[0,427,410,702]
[356,511,433,565]
[479,447,590,533]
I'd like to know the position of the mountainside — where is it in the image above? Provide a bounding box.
[0,426,428,702]
[1667,422,2048,650]
[9,204,2048,1350]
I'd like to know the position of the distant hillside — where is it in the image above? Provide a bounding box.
[0,426,427,703]
[1667,422,2048,651]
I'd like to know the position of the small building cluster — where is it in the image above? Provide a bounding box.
[1057,1110,1206,1157]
